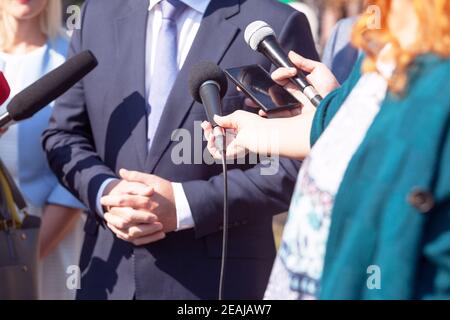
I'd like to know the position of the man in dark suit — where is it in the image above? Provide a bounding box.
[43,0,318,299]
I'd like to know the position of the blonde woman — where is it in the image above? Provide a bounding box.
[204,0,450,299]
[0,0,84,300]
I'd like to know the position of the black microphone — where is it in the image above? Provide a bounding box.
[189,62,231,300]
[244,20,322,107]
[0,50,98,129]
[189,61,228,154]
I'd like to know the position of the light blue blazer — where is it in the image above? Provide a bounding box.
[0,36,83,210]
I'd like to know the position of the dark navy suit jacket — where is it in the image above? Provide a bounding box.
[43,0,318,300]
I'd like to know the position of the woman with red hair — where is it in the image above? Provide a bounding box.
[203,0,450,299]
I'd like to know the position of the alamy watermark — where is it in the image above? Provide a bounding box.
[66,5,82,31]
[64,4,383,32]
[366,5,382,30]
[170,121,280,176]
[367,265,381,290]
[66,265,81,291]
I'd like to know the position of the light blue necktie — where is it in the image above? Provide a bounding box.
[147,0,187,148]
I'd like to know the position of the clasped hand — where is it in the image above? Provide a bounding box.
[101,169,177,246]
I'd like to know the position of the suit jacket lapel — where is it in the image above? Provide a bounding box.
[146,0,241,172]
[113,0,149,169]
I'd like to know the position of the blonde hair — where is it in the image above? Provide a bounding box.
[0,0,63,50]
[352,0,450,93]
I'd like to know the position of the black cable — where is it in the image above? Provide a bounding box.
[218,142,228,301]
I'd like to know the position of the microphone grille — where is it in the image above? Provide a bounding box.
[7,50,97,121]
[188,62,228,103]
[244,21,275,51]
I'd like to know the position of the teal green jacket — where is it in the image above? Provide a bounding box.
[311,55,450,299]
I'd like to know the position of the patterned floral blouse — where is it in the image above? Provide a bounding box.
[264,56,394,300]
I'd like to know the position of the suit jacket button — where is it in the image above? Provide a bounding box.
[408,189,435,213]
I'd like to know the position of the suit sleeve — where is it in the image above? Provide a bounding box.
[42,0,117,217]
[183,11,319,239]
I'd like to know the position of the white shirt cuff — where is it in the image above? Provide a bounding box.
[172,182,195,231]
[96,178,119,217]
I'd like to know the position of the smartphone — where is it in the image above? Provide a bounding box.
[225,65,300,113]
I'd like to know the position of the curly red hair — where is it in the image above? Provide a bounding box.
[352,0,450,93]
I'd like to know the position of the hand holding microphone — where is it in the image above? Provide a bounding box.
[189,62,228,155]
[189,62,232,300]
[238,52,339,119]
[201,110,268,160]
[270,51,340,111]
[202,51,338,161]
[244,21,336,107]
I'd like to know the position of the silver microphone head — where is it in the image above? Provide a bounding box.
[244,20,276,51]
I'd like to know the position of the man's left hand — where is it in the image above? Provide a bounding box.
[101,169,178,236]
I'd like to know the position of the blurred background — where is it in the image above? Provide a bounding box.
[62,0,365,54]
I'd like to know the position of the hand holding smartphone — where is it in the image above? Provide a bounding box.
[225,64,300,114]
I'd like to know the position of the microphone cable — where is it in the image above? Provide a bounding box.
[217,135,228,301]
[187,61,230,300]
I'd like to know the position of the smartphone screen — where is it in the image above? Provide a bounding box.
[225,65,299,113]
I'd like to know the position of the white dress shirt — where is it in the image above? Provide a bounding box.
[96,0,211,231]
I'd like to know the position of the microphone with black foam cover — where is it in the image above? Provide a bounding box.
[0,50,98,129]
[0,72,11,106]
[189,61,228,154]
[189,62,231,300]
[245,20,322,107]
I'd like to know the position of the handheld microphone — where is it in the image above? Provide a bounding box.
[189,62,230,301]
[245,20,322,107]
[0,50,98,129]
[0,72,11,106]
[189,61,228,154]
